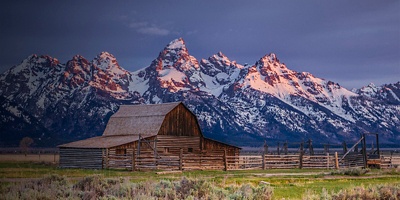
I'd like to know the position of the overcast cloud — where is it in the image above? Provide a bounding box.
[0,0,399,89]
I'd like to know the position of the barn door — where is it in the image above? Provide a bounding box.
[137,135,159,169]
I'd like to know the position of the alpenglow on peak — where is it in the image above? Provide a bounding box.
[165,38,186,50]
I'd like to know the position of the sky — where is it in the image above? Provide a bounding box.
[0,0,399,89]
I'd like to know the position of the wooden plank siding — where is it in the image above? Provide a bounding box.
[156,135,201,155]
[158,104,202,137]
[102,135,240,171]
[202,138,239,157]
[59,148,103,169]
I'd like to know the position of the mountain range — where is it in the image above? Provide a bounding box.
[1,38,399,147]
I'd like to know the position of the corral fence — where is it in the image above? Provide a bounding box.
[100,132,399,171]
[101,150,400,171]
[2,149,398,171]
[61,133,400,171]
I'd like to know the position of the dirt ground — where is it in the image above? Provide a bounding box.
[0,154,59,163]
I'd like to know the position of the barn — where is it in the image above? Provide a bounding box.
[58,102,240,170]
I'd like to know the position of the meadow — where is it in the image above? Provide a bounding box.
[0,159,399,199]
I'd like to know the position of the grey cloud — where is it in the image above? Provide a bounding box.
[137,27,170,36]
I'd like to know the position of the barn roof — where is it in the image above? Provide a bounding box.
[103,102,181,137]
[58,135,149,148]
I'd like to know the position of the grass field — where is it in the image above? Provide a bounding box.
[0,160,399,199]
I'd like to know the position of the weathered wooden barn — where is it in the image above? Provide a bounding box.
[58,102,240,170]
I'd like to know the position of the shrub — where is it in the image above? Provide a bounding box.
[0,174,74,200]
[253,184,273,200]
[382,167,400,175]
[304,184,400,200]
[0,175,274,200]
[330,168,370,176]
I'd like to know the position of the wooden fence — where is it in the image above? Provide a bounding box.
[380,153,400,169]
[102,151,400,171]
[226,154,337,170]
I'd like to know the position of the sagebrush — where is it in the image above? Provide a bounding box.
[0,174,273,200]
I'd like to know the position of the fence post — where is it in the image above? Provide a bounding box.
[376,133,380,157]
[277,142,280,155]
[300,142,304,155]
[264,140,268,154]
[389,151,393,168]
[179,148,183,171]
[102,149,105,169]
[105,148,109,169]
[362,134,367,168]
[263,153,267,170]
[284,141,288,155]
[326,153,330,169]
[308,139,314,155]
[299,152,303,169]
[223,149,227,171]
[342,141,347,154]
[334,152,339,169]
[132,147,136,171]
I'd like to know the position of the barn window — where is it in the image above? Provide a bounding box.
[164,147,169,153]
[116,149,126,155]
[188,148,193,153]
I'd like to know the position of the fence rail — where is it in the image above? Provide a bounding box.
[98,152,400,171]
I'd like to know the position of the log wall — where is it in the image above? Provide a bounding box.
[202,138,240,157]
[101,135,241,171]
[59,148,103,169]
[156,135,201,155]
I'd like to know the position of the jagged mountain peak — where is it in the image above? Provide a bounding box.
[97,51,115,58]
[1,54,61,79]
[260,53,279,63]
[356,81,400,104]
[160,38,191,60]
[71,54,87,61]
[95,52,118,65]
[200,51,243,77]
[151,38,199,73]
[92,52,127,75]
[23,54,59,65]
[66,55,90,72]
[202,52,232,69]
[165,38,186,51]
[254,53,292,79]
[210,52,231,64]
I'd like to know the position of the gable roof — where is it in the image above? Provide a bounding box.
[102,102,181,136]
[58,135,143,148]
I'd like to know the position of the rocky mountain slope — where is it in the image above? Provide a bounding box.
[1,38,399,147]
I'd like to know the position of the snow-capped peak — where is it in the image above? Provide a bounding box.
[165,38,186,50]
[210,52,231,66]
[92,52,126,75]
[256,53,290,78]
[260,53,279,63]
[97,52,116,61]
[153,38,199,73]
[23,54,59,65]
[71,54,87,61]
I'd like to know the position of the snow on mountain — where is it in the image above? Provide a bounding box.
[356,82,400,104]
[0,38,399,147]
[199,52,243,97]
